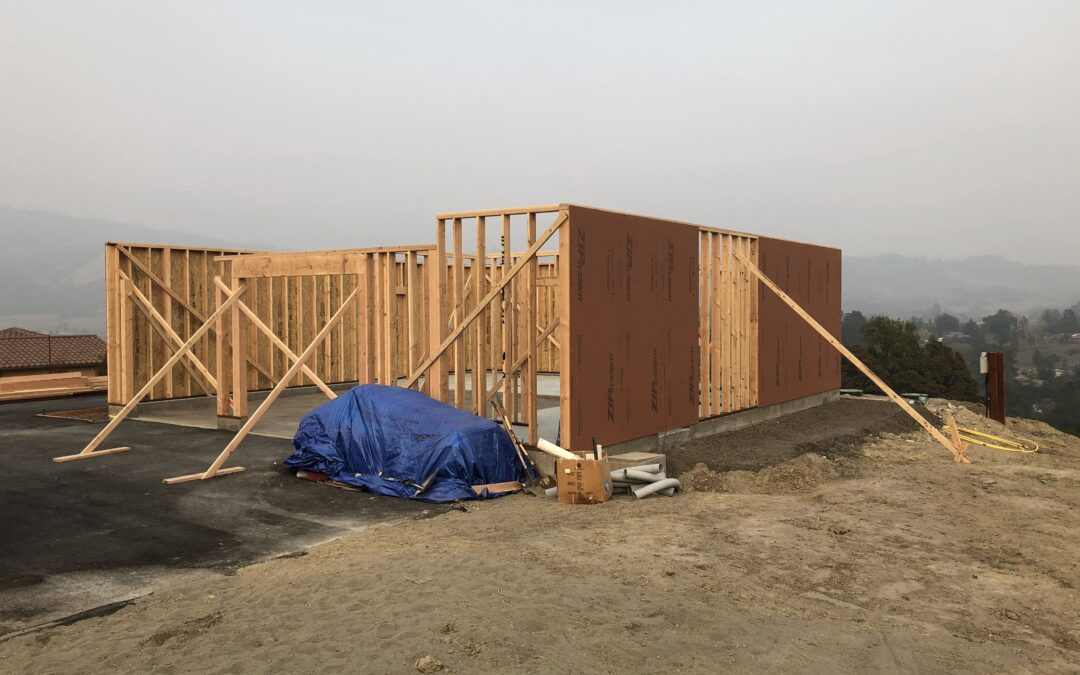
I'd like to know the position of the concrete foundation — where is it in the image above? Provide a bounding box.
[604,389,841,456]
[112,380,838,459]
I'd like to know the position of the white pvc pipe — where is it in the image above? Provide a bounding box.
[544,486,558,498]
[611,468,666,482]
[613,466,660,481]
[537,438,579,461]
[633,478,681,499]
[624,469,667,483]
[627,464,663,474]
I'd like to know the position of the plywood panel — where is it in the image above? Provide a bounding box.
[756,236,842,407]
[563,205,699,451]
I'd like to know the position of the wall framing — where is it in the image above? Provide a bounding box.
[99,204,842,482]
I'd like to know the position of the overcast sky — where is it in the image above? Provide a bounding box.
[1,1,1077,263]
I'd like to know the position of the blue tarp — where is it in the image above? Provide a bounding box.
[284,384,524,503]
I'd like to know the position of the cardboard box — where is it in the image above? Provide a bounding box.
[556,457,613,505]
[608,451,666,475]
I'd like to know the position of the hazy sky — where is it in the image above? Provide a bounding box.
[1,1,1077,263]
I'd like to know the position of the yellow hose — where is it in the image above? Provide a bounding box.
[942,424,1039,453]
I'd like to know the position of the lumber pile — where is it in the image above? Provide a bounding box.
[0,372,108,402]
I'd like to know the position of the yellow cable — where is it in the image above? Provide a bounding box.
[942,424,1039,453]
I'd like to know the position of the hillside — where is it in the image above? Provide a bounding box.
[0,206,261,335]
[843,254,1080,319]
[4,207,1079,336]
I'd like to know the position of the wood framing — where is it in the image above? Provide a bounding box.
[164,287,360,483]
[84,204,861,487]
[696,229,759,419]
[409,208,566,443]
[54,280,248,463]
[213,246,437,419]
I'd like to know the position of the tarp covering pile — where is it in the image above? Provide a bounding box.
[284,384,523,503]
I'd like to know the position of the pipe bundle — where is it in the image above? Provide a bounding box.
[612,464,681,498]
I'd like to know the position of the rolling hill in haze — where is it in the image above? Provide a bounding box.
[0,206,263,335]
[843,254,1080,320]
[2,206,1078,336]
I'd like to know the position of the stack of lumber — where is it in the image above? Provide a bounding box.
[0,372,108,402]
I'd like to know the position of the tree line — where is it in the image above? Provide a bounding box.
[841,303,1080,437]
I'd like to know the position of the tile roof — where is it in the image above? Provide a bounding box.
[0,327,47,339]
[0,328,106,371]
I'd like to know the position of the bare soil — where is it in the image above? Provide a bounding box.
[3,399,1080,673]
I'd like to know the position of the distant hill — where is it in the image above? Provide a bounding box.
[843,254,1080,320]
[0,206,262,336]
[4,206,1078,336]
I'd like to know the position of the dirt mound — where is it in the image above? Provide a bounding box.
[666,398,918,476]
[680,453,839,494]
[925,398,1080,455]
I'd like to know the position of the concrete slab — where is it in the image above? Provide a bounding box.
[0,395,447,637]
[128,374,564,442]
[133,391,329,439]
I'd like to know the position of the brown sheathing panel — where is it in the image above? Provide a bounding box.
[564,205,699,451]
[756,236,842,407]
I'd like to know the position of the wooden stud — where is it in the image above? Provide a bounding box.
[105,245,121,405]
[749,238,759,407]
[710,233,722,414]
[501,214,514,422]
[181,250,193,396]
[526,212,538,443]
[475,217,487,415]
[429,229,449,401]
[721,236,732,412]
[452,219,465,407]
[407,250,420,377]
[382,254,394,384]
[162,248,174,398]
[365,253,378,383]
[557,209,571,448]
[742,237,752,409]
[698,233,709,418]
[231,272,248,419]
[215,268,230,417]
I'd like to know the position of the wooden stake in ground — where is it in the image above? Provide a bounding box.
[944,413,970,463]
[733,252,969,463]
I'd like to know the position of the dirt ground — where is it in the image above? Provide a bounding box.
[3,398,1080,673]
[666,397,927,476]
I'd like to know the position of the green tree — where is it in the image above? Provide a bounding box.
[1062,309,1080,334]
[962,319,983,341]
[841,310,866,347]
[841,316,978,401]
[923,339,980,400]
[982,309,1018,344]
[933,313,960,335]
[1041,309,1063,332]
